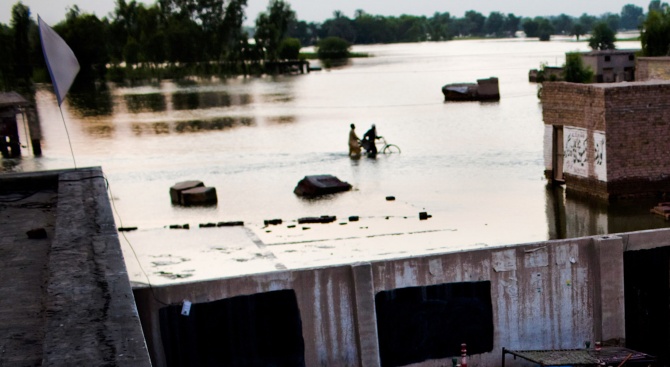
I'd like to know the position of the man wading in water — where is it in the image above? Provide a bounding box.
[348,123,361,157]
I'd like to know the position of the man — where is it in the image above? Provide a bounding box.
[362,124,378,157]
[348,123,361,157]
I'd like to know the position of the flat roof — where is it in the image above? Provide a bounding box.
[0,91,30,109]
[0,168,151,366]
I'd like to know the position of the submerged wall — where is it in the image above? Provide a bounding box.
[133,228,670,367]
[542,81,670,199]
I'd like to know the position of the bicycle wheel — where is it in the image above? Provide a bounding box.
[383,144,401,154]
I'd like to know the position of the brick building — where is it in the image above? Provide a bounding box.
[542,80,670,200]
[636,56,670,81]
[580,50,637,83]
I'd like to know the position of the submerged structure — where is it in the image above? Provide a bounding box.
[542,80,670,200]
[442,77,500,101]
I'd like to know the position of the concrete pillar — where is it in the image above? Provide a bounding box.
[593,235,626,344]
[351,263,381,367]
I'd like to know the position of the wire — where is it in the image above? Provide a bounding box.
[104,174,170,306]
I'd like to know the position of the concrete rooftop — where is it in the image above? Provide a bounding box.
[0,168,151,366]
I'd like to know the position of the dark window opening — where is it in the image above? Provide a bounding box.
[628,54,634,61]
[375,281,494,367]
[605,55,611,62]
[624,248,670,365]
[159,289,305,367]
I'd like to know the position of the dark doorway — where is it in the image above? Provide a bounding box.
[159,289,305,367]
[624,247,670,365]
[375,281,494,367]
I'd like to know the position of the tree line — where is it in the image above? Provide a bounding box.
[1,0,669,90]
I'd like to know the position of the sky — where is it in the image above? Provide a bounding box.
[0,0,654,27]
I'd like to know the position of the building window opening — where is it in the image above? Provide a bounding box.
[375,281,494,367]
[605,55,611,62]
[159,289,305,367]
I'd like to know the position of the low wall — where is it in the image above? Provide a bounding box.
[636,57,670,81]
[134,228,670,366]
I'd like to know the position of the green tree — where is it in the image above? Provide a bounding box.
[426,12,453,41]
[316,36,350,60]
[588,22,616,50]
[504,13,521,37]
[578,13,597,32]
[0,23,15,90]
[277,37,300,59]
[538,18,555,41]
[522,18,540,37]
[551,14,574,34]
[484,11,505,37]
[601,12,621,32]
[649,0,669,13]
[322,10,356,42]
[463,10,485,36]
[571,23,586,40]
[254,0,295,60]
[563,52,593,83]
[11,2,33,83]
[641,7,670,56]
[620,4,644,30]
[54,6,109,78]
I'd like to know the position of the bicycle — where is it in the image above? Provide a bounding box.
[375,136,401,154]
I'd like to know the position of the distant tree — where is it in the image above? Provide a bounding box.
[316,36,350,60]
[504,13,521,37]
[578,13,597,32]
[571,23,587,40]
[277,37,300,59]
[522,18,540,37]
[620,4,644,30]
[600,12,621,32]
[537,18,554,41]
[641,7,670,56]
[55,6,109,78]
[426,12,453,41]
[0,23,15,90]
[11,2,33,83]
[648,0,669,13]
[484,11,505,36]
[551,14,574,34]
[588,22,616,50]
[563,52,593,83]
[254,0,295,60]
[321,10,356,42]
[463,10,486,36]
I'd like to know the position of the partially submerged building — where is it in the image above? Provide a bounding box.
[0,91,42,157]
[542,80,670,200]
[580,49,638,83]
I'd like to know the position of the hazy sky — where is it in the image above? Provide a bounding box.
[1,0,654,27]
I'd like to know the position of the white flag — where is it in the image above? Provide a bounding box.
[38,15,80,106]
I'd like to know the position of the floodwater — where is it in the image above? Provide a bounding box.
[5,37,669,284]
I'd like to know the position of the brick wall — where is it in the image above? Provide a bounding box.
[542,81,670,199]
[636,57,670,81]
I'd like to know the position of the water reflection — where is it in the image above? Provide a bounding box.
[174,117,254,133]
[124,93,167,113]
[262,93,293,103]
[83,123,116,139]
[546,184,670,239]
[67,81,113,117]
[131,122,170,136]
[172,91,252,110]
[267,116,296,124]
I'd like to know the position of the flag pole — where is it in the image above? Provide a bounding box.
[38,15,80,169]
[58,106,77,169]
